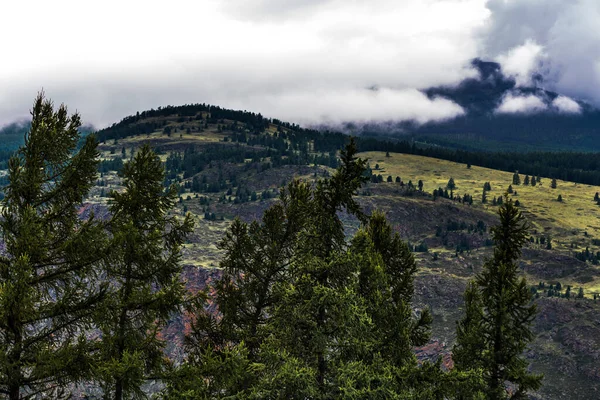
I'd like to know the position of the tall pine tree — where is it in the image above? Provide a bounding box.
[453,195,542,399]
[171,139,476,398]
[0,93,107,399]
[95,145,193,399]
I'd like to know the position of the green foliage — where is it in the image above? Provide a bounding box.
[0,93,107,399]
[454,196,542,399]
[171,139,473,398]
[512,172,521,185]
[94,145,193,399]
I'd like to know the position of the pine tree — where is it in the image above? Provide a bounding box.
[512,172,521,185]
[95,145,193,399]
[453,281,485,390]
[172,139,473,398]
[454,196,542,399]
[0,93,107,399]
[551,178,557,189]
[531,176,536,186]
[447,177,456,190]
[524,175,530,185]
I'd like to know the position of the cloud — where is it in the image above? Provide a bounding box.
[496,93,547,114]
[495,39,545,86]
[2,0,599,129]
[552,95,582,114]
[0,0,488,128]
[227,88,465,126]
[483,0,600,105]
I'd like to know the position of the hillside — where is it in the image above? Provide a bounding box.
[84,105,600,399]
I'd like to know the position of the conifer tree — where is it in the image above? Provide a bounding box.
[447,177,456,190]
[167,179,313,398]
[0,93,107,399]
[551,178,557,189]
[95,145,193,399]
[454,196,542,399]
[172,139,473,398]
[512,172,520,185]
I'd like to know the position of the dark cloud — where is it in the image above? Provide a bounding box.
[483,0,600,105]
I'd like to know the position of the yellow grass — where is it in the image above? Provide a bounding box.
[360,151,600,294]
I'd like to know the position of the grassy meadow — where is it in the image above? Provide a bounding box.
[361,151,600,294]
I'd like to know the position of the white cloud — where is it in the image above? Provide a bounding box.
[552,95,581,114]
[496,93,547,114]
[0,0,488,128]
[227,88,465,126]
[483,0,600,105]
[496,39,545,86]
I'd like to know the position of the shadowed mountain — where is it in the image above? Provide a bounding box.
[351,59,600,152]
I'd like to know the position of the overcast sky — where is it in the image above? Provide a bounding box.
[1,0,599,128]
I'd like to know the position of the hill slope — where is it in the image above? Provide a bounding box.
[88,105,600,399]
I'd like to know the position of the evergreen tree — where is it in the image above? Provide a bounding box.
[0,93,107,399]
[512,172,521,185]
[95,145,193,399]
[447,177,456,190]
[507,184,513,194]
[551,178,557,189]
[418,179,424,191]
[454,196,542,399]
[531,176,536,186]
[453,281,485,392]
[523,175,530,185]
[171,139,473,398]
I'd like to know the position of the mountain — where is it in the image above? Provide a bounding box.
[352,59,600,152]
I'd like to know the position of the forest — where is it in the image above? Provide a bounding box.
[0,95,543,399]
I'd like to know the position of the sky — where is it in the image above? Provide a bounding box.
[1,0,598,128]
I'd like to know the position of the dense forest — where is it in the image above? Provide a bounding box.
[0,94,543,399]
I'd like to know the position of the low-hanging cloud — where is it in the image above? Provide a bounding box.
[495,93,547,114]
[495,39,545,87]
[552,96,582,114]
[226,88,466,126]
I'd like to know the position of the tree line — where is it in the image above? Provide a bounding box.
[92,103,600,187]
